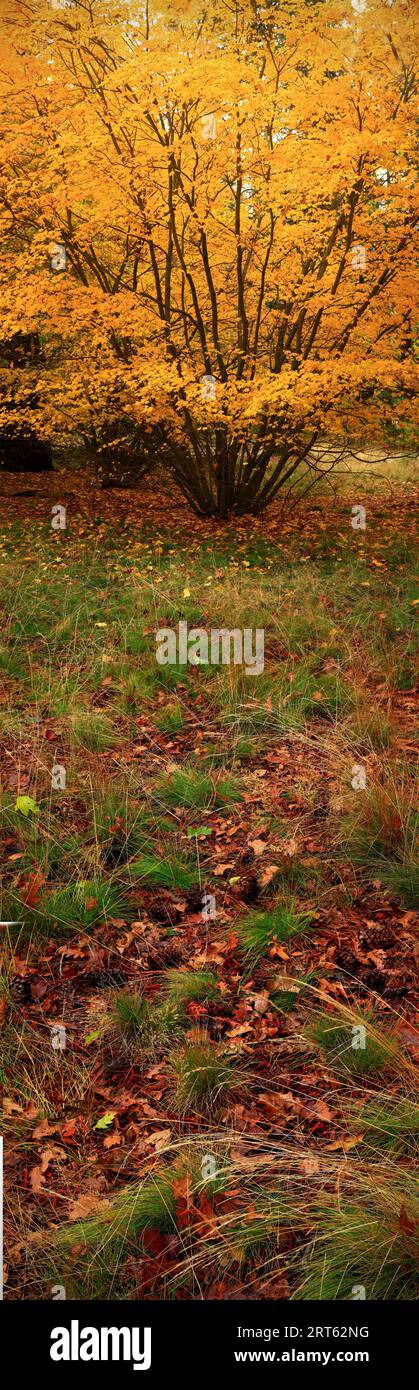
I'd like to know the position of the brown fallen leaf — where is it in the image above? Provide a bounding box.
[260,864,280,888]
[68,1193,112,1222]
[299,1155,321,1176]
[304,1099,333,1123]
[281,838,299,858]
[32,1119,62,1140]
[145,1128,172,1151]
[326,1134,364,1152]
[103,1132,122,1149]
[230,1150,277,1171]
[252,991,270,1015]
[30,1145,64,1193]
[248,838,267,856]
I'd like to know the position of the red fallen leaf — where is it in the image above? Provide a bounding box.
[326,1134,364,1152]
[61,1118,78,1140]
[226,1021,253,1037]
[197,1190,215,1222]
[137,1101,162,1120]
[260,864,280,888]
[174,1198,193,1232]
[399,1202,416,1237]
[85,897,98,910]
[172,1174,192,1202]
[269,943,289,960]
[142,1228,173,1257]
[187,1001,207,1018]
[21,869,46,908]
[260,1276,290,1300]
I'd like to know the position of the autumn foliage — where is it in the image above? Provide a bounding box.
[0,0,417,514]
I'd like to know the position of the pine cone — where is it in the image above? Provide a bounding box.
[185,886,206,913]
[251,960,275,988]
[242,875,260,905]
[335,947,358,973]
[10,976,32,1005]
[146,938,185,968]
[147,897,182,926]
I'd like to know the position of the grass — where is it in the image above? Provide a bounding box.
[68,710,117,750]
[1,877,128,937]
[1,458,417,1302]
[237,900,314,962]
[127,851,198,890]
[155,766,241,812]
[32,1137,417,1301]
[94,791,157,865]
[295,1177,419,1301]
[162,968,219,1007]
[352,1097,419,1156]
[339,765,418,906]
[306,1011,401,1077]
[170,1035,240,1112]
[112,989,181,1056]
[269,972,315,1013]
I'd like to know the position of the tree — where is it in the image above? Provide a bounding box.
[0,0,417,514]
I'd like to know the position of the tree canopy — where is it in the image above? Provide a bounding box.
[0,0,417,513]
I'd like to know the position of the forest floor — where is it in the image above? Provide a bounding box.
[1,458,418,1301]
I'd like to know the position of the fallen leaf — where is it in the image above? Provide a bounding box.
[248,838,266,856]
[68,1193,111,1221]
[94,1111,116,1131]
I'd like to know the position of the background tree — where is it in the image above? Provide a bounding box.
[0,0,417,514]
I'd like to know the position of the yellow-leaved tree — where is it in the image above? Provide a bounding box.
[0,0,417,513]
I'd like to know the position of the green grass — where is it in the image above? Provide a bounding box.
[237,900,314,962]
[170,1036,240,1112]
[162,968,219,1007]
[295,1179,418,1301]
[353,1097,419,1156]
[127,851,198,891]
[1,472,417,1303]
[155,766,241,812]
[69,710,117,750]
[340,768,418,906]
[94,792,157,866]
[2,877,128,937]
[306,1012,401,1077]
[269,972,315,1013]
[156,701,184,732]
[112,989,180,1055]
